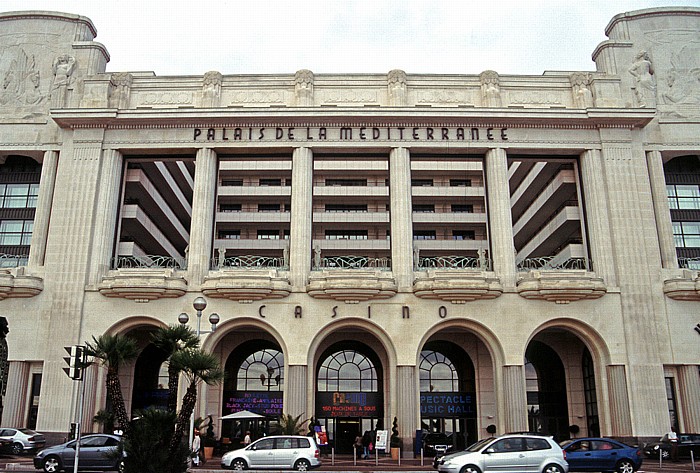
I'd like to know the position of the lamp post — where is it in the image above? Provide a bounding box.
[178,297,219,451]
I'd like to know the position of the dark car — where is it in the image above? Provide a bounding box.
[33,434,123,473]
[422,432,453,457]
[562,438,643,473]
[643,432,700,459]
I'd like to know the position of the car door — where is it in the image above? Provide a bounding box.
[590,440,620,470]
[483,437,533,472]
[564,440,595,471]
[247,438,276,468]
[78,435,110,469]
[274,437,295,468]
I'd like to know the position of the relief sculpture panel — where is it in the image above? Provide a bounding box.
[0,45,51,118]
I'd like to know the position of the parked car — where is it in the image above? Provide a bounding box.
[434,434,568,473]
[561,437,643,473]
[423,432,454,457]
[221,435,321,471]
[643,432,700,459]
[33,434,123,473]
[0,428,46,455]
[0,437,13,454]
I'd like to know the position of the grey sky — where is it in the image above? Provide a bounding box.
[0,0,694,76]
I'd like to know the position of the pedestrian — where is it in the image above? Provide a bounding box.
[354,433,363,458]
[362,430,371,459]
[192,429,201,467]
[243,430,252,446]
[668,427,679,462]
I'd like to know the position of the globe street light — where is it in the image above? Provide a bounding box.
[178,297,219,451]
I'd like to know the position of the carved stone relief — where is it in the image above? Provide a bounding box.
[50,54,76,108]
[0,47,46,109]
[139,91,193,106]
[628,50,656,108]
[109,72,132,109]
[202,70,222,107]
[294,69,314,106]
[479,70,502,107]
[321,90,378,104]
[387,69,407,106]
[570,72,595,108]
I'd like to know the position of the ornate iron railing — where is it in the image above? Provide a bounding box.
[678,257,700,270]
[516,256,592,271]
[212,255,286,269]
[418,255,492,270]
[112,255,186,270]
[315,255,391,270]
[0,253,29,268]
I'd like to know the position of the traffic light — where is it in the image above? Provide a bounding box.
[63,345,86,380]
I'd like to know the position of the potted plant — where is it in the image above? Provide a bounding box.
[390,417,401,460]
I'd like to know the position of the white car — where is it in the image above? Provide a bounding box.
[435,434,568,473]
[221,435,321,471]
[0,428,45,454]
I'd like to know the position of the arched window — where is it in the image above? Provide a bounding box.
[318,350,377,392]
[419,350,458,392]
[237,348,284,392]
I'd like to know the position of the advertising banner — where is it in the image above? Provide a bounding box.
[420,392,476,417]
[223,391,283,416]
[315,392,383,418]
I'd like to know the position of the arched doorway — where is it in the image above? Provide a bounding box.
[419,341,476,450]
[315,341,383,454]
[131,343,169,412]
[525,341,568,440]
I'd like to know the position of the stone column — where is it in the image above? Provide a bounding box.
[289,148,313,289]
[28,150,59,267]
[677,365,700,433]
[88,149,124,284]
[646,150,677,269]
[502,365,527,433]
[485,148,516,288]
[284,365,308,419]
[187,148,218,287]
[396,365,417,455]
[1,361,29,426]
[607,365,632,436]
[579,150,618,285]
[81,363,99,433]
[389,148,413,290]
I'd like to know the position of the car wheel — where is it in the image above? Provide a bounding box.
[231,458,247,470]
[294,459,311,471]
[543,464,564,473]
[118,459,125,473]
[616,459,636,473]
[460,465,482,473]
[11,442,23,455]
[660,449,670,459]
[42,455,62,473]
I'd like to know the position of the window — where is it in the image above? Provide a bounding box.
[325,204,368,212]
[221,179,243,186]
[317,349,378,392]
[411,179,433,187]
[413,204,435,213]
[220,204,242,212]
[257,230,280,239]
[665,377,679,431]
[419,350,458,392]
[236,348,284,392]
[451,204,473,213]
[452,230,475,240]
[325,179,367,187]
[414,230,436,240]
[450,179,472,187]
[255,438,275,450]
[0,220,33,245]
[325,230,368,240]
[525,438,551,451]
[667,184,700,210]
[673,222,700,247]
[218,230,240,239]
[0,184,39,208]
[259,179,282,186]
[258,204,281,212]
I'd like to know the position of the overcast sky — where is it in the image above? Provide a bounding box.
[0,0,694,76]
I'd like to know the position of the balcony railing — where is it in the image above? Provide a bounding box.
[678,257,700,270]
[418,255,492,270]
[112,255,186,270]
[315,255,391,270]
[0,253,28,268]
[211,255,287,269]
[516,256,592,271]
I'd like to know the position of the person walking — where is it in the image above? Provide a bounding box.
[362,430,371,459]
[668,427,679,462]
[243,430,252,447]
[354,433,363,459]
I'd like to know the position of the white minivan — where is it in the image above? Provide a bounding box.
[221,435,321,471]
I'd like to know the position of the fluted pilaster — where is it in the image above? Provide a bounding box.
[389,148,413,290]
[579,150,618,285]
[396,366,417,454]
[677,365,700,433]
[646,150,677,269]
[501,365,527,433]
[607,365,632,436]
[290,148,313,289]
[81,364,99,433]
[28,150,59,267]
[1,361,29,426]
[285,365,308,418]
[187,148,218,286]
[485,149,516,288]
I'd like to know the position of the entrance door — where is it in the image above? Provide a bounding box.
[335,419,360,454]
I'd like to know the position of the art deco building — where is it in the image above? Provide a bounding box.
[0,7,699,452]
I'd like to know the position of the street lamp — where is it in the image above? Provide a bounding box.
[178,297,219,451]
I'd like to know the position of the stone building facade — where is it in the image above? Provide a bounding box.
[0,7,699,451]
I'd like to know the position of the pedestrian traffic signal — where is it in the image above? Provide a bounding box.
[63,345,86,380]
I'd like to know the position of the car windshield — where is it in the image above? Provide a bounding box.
[465,438,493,452]
[19,429,35,435]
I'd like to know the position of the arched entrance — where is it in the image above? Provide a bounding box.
[315,341,383,454]
[131,343,168,412]
[525,341,568,440]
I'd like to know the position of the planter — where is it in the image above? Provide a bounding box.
[203,446,214,461]
[390,447,399,460]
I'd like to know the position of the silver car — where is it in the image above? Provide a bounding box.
[436,434,568,473]
[0,428,46,454]
[32,434,123,473]
[221,435,321,471]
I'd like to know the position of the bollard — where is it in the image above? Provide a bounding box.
[659,450,662,469]
[353,447,356,466]
[691,449,695,471]
[331,447,334,466]
[375,448,378,466]
[398,448,401,466]
[421,448,424,466]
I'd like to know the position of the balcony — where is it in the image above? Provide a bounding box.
[516,257,606,303]
[413,255,502,303]
[0,256,42,299]
[663,259,700,300]
[307,255,396,303]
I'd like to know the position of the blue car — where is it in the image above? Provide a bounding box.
[562,438,643,473]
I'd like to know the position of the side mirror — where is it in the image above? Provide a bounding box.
[484,447,495,454]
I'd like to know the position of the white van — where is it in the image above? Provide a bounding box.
[221,435,321,471]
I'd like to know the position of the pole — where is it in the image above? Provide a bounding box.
[189,307,202,452]
[73,349,86,473]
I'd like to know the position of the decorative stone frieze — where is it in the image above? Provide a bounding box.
[98,268,187,302]
[294,69,314,106]
[517,270,606,303]
[570,72,595,108]
[413,270,503,304]
[202,269,291,303]
[0,268,43,299]
[663,270,700,301]
[387,69,407,106]
[307,270,397,303]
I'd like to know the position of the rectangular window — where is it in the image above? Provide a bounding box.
[413,204,435,213]
[325,230,368,240]
[258,204,281,212]
[325,204,368,212]
[667,184,700,210]
[221,179,243,186]
[450,179,472,187]
[259,179,282,186]
[257,230,281,239]
[411,179,433,187]
[218,230,240,239]
[325,179,367,187]
[0,220,33,245]
[451,204,474,213]
[673,221,700,247]
[414,230,436,240]
[220,204,242,212]
[0,184,39,209]
[452,230,475,240]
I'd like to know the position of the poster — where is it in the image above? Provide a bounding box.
[375,430,388,450]
[314,426,328,446]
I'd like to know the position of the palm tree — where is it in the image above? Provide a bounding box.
[167,348,223,456]
[276,413,308,435]
[151,324,199,413]
[85,334,138,436]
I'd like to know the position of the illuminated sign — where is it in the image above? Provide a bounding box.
[420,392,475,417]
[315,392,383,418]
[224,391,283,416]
